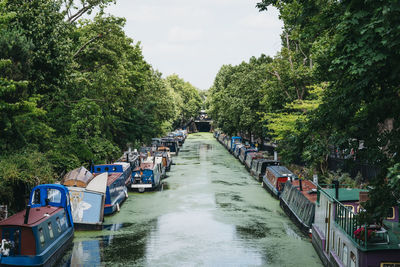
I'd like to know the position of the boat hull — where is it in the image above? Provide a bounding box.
[262,176,280,199]
[0,228,73,267]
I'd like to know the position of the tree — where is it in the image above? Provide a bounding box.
[166,74,202,128]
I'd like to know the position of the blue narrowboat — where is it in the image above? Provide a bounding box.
[91,163,130,215]
[130,162,162,192]
[0,184,74,266]
[229,136,242,153]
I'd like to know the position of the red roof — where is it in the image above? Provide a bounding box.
[0,206,62,228]
[291,180,318,203]
[93,172,124,186]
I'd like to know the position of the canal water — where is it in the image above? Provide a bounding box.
[59,133,322,266]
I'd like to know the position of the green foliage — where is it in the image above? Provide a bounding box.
[0,150,55,212]
[0,0,204,213]
[208,55,272,137]
[165,74,202,128]
[255,0,400,223]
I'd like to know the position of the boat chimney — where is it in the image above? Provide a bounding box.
[24,205,31,224]
[126,153,129,162]
[332,180,339,199]
[89,160,94,173]
[274,151,278,161]
[299,178,303,191]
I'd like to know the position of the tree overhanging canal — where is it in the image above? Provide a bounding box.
[59,133,322,266]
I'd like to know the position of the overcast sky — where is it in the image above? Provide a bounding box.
[105,0,283,90]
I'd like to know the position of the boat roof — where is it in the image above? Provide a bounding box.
[92,172,123,186]
[267,165,294,177]
[0,206,62,228]
[93,163,129,173]
[291,180,318,203]
[106,173,122,186]
[62,166,94,188]
[86,172,108,194]
[323,188,368,202]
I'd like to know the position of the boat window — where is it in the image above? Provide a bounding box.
[47,189,61,204]
[39,228,45,246]
[31,189,41,205]
[105,167,109,171]
[96,167,101,172]
[60,214,67,228]
[2,229,10,240]
[343,244,348,266]
[386,207,395,220]
[112,166,117,171]
[350,252,356,267]
[56,217,62,232]
[48,222,54,239]
[13,229,20,255]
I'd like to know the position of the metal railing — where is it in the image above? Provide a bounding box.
[316,184,369,249]
[334,201,368,248]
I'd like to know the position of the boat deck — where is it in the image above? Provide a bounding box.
[290,180,318,203]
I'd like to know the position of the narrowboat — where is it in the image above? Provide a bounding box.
[223,135,230,149]
[174,130,186,146]
[161,138,179,156]
[61,167,108,230]
[312,185,400,266]
[244,152,263,171]
[280,179,317,236]
[0,184,74,266]
[157,146,172,171]
[154,154,166,178]
[233,144,244,159]
[250,159,280,182]
[130,161,162,192]
[238,147,258,164]
[262,165,296,198]
[217,133,225,144]
[229,136,242,153]
[91,163,130,215]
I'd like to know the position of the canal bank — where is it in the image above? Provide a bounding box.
[59,132,322,266]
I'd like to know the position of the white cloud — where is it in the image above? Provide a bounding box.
[167,27,204,43]
[105,0,283,89]
[239,13,283,30]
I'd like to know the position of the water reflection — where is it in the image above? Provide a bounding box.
[144,210,264,266]
[69,240,101,266]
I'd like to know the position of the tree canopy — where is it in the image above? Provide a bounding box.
[0,0,201,212]
[207,0,400,222]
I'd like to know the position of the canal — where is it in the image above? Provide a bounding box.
[59,132,322,266]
